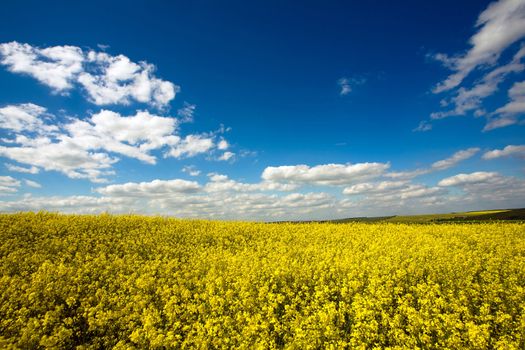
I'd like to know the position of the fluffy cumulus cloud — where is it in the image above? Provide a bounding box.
[0,151,522,219]
[262,162,390,186]
[427,0,525,131]
[437,171,525,208]
[343,180,408,195]
[0,103,57,134]
[0,42,83,91]
[48,175,328,220]
[148,190,335,220]
[204,173,298,193]
[1,40,523,219]
[0,136,117,183]
[482,144,525,159]
[64,109,180,164]
[167,134,215,159]
[345,183,445,204]
[218,151,235,161]
[0,42,178,108]
[96,179,201,197]
[438,171,499,187]
[0,194,135,214]
[0,104,227,182]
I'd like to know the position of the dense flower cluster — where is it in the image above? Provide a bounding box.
[1,213,524,348]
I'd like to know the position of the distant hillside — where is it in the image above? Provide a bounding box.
[328,208,525,223]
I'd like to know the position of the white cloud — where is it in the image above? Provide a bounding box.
[96,179,201,197]
[343,180,408,195]
[0,42,178,108]
[0,138,117,183]
[0,190,336,221]
[431,46,525,120]
[24,179,41,188]
[386,168,429,180]
[65,109,179,164]
[0,105,226,182]
[338,78,352,95]
[262,162,390,186]
[105,182,334,220]
[364,184,445,203]
[482,144,525,159]
[0,164,522,220]
[437,171,525,208]
[78,51,177,107]
[177,102,196,123]
[337,77,365,96]
[0,103,57,133]
[0,42,84,91]
[429,0,525,131]
[387,147,479,179]
[182,165,201,177]
[0,175,21,194]
[413,120,432,132]
[438,171,499,187]
[495,80,525,114]
[217,139,229,150]
[205,173,298,193]
[483,115,521,131]
[218,151,235,161]
[430,147,480,170]
[5,163,39,174]
[484,80,525,130]
[81,175,327,220]
[342,178,447,214]
[432,0,525,93]
[0,194,135,213]
[167,134,215,158]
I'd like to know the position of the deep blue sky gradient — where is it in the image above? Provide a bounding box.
[0,0,523,216]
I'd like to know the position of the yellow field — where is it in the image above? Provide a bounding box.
[1,213,524,349]
[385,209,512,223]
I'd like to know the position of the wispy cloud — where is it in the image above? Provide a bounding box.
[177,102,196,123]
[5,163,39,174]
[387,148,480,179]
[413,120,432,132]
[432,0,525,93]
[337,76,365,96]
[0,176,21,194]
[484,80,525,130]
[182,165,201,177]
[429,0,525,131]
[24,179,41,188]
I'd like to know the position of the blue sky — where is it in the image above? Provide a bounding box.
[0,0,524,220]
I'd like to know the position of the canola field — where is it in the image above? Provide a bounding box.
[1,213,525,349]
